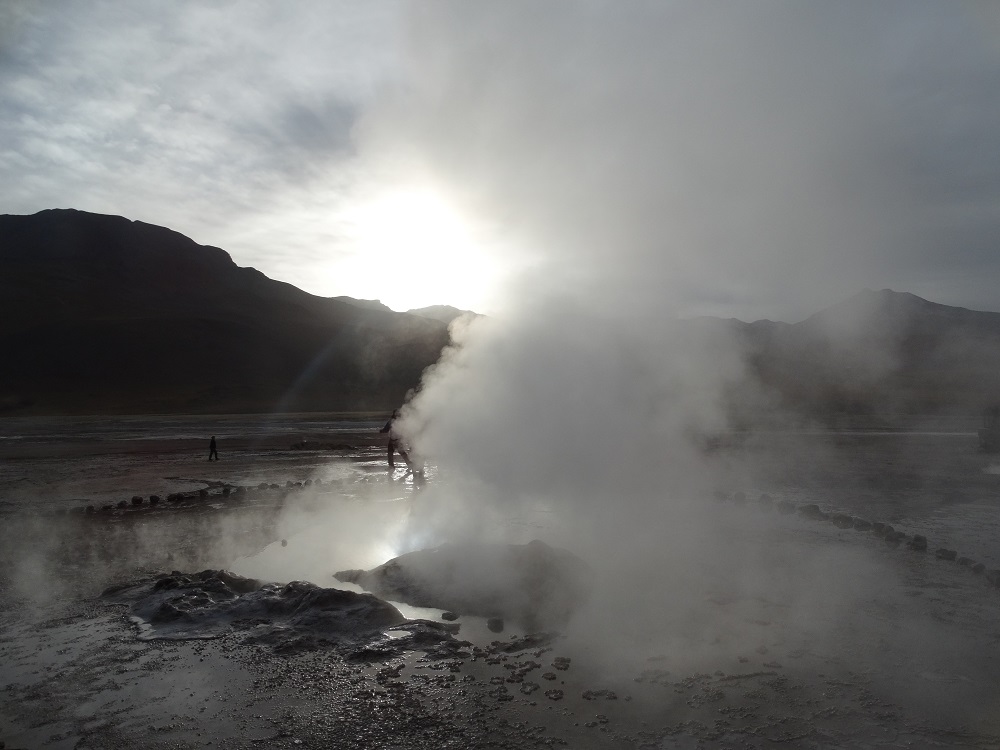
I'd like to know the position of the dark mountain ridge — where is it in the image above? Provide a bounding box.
[0,209,449,415]
[3,209,999,420]
[727,288,1000,420]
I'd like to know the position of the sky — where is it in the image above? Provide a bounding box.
[2,1,1000,321]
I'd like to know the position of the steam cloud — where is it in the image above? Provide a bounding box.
[341,2,1000,658]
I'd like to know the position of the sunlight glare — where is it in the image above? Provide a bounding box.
[340,186,503,313]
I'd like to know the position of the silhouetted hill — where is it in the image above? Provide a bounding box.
[731,289,1000,421]
[0,209,450,415]
[405,305,481,326]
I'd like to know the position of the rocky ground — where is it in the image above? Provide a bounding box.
[4,424,1000,748]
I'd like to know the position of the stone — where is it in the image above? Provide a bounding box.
[907,535,927,551]
[131,495,143,506]
[884,531,905,545]
[985,570,1000,586]
[831,514,854,529]
[758,493,773,510]
[935,548,957,561]
[957,557,973,567]
[222,486,231,496]
[101,504,114,512]
[442,611,459,621]
[149,495,160,505]
[872,522,886,535]
[487,617,505,633]
[198,488,208,498]
[853,518,872,531]
[798,504,824,520]
[972,563,986,574]
[85,504,95,514]
[777,500,796,514]
[731,491,746,506]
[117,500,128,509]
[335,540,592,630]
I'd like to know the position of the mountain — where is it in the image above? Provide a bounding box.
[405,305,481,326]
[0,209,450,415]
[731,289,1000,420]
[4,209,998,420]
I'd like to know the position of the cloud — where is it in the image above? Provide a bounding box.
[356,1,1000,321]
[0,0,402,277]
[2,1,999,317]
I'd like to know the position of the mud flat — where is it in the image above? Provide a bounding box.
[4,494,1000,748]
[4,423,1000,747]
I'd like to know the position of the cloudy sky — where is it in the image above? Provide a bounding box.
[2,1,999,321]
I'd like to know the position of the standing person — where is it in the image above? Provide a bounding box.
[379,409,410,470]
[209,435,218,461]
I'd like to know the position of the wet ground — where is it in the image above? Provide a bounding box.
[2,414,1000,748]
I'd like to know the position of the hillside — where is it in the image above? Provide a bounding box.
[0,209,450,415]
[734,289,1000,420]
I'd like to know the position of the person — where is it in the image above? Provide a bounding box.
[209,435,218,461]
[379,409,411,470]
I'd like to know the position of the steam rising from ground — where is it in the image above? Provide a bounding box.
[347,3,985,656]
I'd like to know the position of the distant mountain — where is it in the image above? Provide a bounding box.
[726,289,1000,421]
[406,305,481,326]
[334,297,393,313]
[0,209,450,415]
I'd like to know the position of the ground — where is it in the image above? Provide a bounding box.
[2,415,1000,749]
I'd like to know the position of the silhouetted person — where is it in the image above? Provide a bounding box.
[209,435,218,461]
[380,409,411,470]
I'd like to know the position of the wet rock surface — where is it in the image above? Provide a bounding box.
[335,540,592,628]
[107,569,408,647]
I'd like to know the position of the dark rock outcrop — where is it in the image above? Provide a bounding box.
[335,540,592,629]
[0,209,450,415]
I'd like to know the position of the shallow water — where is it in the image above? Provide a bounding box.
[4,414,1000,748]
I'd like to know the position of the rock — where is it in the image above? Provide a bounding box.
[131,495,143,506]
[258,482,269,490]
[907,535,928,551]
[935,548,957,561]
[831,514,854,529]
[198,488,208,498]
[149,495,160,505]
[757,493,773,510]
[985,570,1000,586]
[797,504,824,520]
[85,504,95,514]
[117,500,128,509]
[441,611,459,621]
[957,557,973,567]
[972,563,986,574]
[101,504,114,512]
[712,490,728,503]
[334,540,592,629]
[731,491,746,506]
[853,518,872,531]
[777,500,796,515]
[487,617,504,633]
[222,486,231,496]
[884,531,905,545]
[872,522,886,535]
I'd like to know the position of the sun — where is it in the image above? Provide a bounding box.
[339,186,503,313]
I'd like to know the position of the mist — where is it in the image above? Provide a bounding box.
[240,2,995,672]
